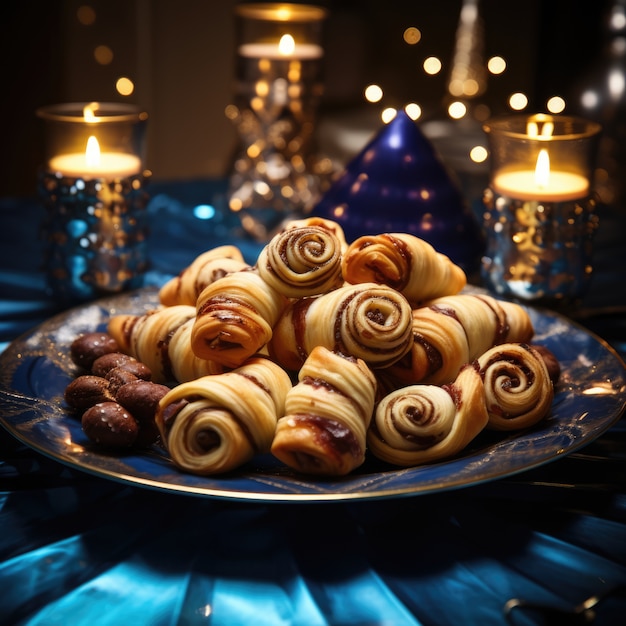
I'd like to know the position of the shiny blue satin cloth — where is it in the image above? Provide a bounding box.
[1,180,626,625]
[1,426,625,625]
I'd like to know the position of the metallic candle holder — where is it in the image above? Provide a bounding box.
[36,102,150,303]
[481,114,601,310]
[227,2,332,241]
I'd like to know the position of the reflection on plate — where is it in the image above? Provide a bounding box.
[0,287,625,502]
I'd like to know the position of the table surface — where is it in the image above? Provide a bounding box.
[1,178,626,626]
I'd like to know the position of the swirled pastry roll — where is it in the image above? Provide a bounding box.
[191,269,289,368]
[159,245,249,306]
[341,233,467,305]
[108,305,224,384]
[477,342,554,431]
[367,364,489,467]
[155,356,292,475]
[271,346,377,476]
[268,282,414,371]
[387,293,534,386]
[257,224,344,298]
[281,216,348,253]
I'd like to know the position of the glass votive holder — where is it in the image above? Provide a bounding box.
[36,102,150,304]
[481,114,601,310]
[227,2,333,241]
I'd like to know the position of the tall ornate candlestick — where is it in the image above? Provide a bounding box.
[227,2,333,241]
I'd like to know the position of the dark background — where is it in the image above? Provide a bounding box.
[0,0,613,197]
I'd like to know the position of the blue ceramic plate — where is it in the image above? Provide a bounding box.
[0,287,624,502]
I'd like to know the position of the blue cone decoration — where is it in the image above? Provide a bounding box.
[311,111,484,274]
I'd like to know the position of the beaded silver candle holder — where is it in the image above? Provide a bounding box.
[38,170,151,303]
[481,187,599,308]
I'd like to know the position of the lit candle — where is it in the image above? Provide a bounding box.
[49,135,142,180]
[492,148,590,202]
[44,102,142,181]
[481,113,601,305]
[235,3,326,60]
[239,33,323,59]
[488,117,592,202]
[36,101,150,301]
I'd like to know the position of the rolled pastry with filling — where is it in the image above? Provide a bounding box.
[281,216,348,254]
[108,305,224,384]
[477,342,554,431]
[268,282,414,371]
[159,245,250,306]
[155,356,292,475]
[271,346,377,476]
[367,364,489,467]
[341,233,467,305]
[387,293,534,386]
[257,223,344,298]
[191,268,289,368]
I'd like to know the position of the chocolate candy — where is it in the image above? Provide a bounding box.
[81,401,139,447]
[92,352,152,380]
[64,375,114,411]
[116,380,170,446]
[105,367,141,396]
[116,380,170,422]
[531,344,561,385]
[66,331,166,449]
[70,332,120,370]
[115,360,152,380]
[91,352,136,376]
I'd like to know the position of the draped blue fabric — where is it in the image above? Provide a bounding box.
[1,180,625,625]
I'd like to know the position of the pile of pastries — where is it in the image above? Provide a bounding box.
[64,217,559,478]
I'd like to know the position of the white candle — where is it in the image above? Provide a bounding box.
[48,135,141,180]
[239,33,323,60]
[49,152,141,180]
[492,148,589,202]
[492,170,589,202]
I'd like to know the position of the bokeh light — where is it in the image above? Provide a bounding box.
[404,102,422,120]
[509,92,528,110]
[94,45,113,65]
[116,77,134,96]
[381,107,397,123]
[447,101,467,119]
[365,84,383,103]
[403,27,421,45]
[193,204,216,220]
[470,145,488,163]
[423,57,442,75]
[77,5,96,25]
[547,96,566,113]
[581,89,600,110]
[487,56,506,75]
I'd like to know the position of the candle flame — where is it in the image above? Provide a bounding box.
[85,135,101,167]
[535,149,550,188]
[278,34,295,56]
[83,102,100,123]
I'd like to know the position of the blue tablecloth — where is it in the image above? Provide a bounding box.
[1,179,626,625]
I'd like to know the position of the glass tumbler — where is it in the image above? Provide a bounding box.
[36,102,150,304]
[481,113,601,310]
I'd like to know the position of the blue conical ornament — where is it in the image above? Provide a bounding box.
[311,111,484,274]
